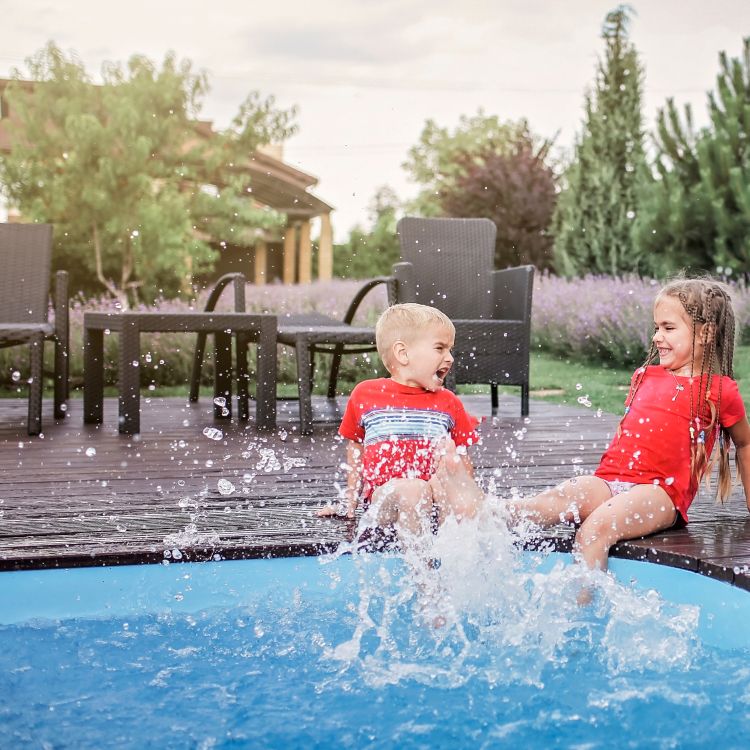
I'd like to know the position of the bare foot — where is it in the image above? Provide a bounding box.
[576,587,593,607]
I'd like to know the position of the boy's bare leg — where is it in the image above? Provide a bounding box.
[370,478,434,540]
[431,439,484,523]
[574,484,677,572]
[508,476,613,528]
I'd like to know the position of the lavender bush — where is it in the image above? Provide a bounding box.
[533,274,750,368]
[1,276,747,391]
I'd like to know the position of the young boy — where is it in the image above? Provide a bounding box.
[317,303,484,543]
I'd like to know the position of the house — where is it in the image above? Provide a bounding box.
[0,78,334,285]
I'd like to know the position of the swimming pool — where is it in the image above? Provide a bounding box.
[2,551,750,749]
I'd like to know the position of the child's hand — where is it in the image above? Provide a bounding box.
[316,497,357,519]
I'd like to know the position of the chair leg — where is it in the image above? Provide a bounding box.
[214,332,232,419]
[189,332,209,403]
[236,332,250,422]
[296,337,314,435]
[54,335,68,419]
[83,326,104,425]
[327,343,344,398]
[27,335,44,435]
[521,383,529,417]
[491,384,499,415]
[255,316,277,431]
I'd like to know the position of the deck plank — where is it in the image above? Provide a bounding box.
[0,394,749,589]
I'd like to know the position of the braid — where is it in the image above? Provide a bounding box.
[665,277,737,504]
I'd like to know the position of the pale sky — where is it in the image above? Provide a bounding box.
[1,0,748,241]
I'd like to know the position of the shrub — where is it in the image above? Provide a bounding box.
[1,276,747,394]
[532,274,750,368]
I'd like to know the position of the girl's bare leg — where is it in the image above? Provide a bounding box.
[508,475,613,528]
[574,485,677,571]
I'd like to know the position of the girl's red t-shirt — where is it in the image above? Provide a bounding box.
[595,366,746,521]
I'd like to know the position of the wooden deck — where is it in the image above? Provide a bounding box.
[1,393,749,591]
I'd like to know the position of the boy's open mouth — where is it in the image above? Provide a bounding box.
[435,367,450,380]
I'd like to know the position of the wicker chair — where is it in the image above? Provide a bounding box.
[0,223,69,434]
[393,217,534,416]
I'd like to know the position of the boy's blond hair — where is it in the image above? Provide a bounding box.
[375,303,454,371]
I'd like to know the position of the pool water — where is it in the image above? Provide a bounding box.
[2,548,750,749]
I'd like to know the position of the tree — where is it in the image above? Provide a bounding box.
[634,37,750,276]
[439,138,557,269]
[333,187,401,279]
[0,43,296,305]
[552,6,650,276]
[402,111,533,216]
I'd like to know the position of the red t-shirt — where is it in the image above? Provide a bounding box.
[595,366,746,521]
[339,378,480,496]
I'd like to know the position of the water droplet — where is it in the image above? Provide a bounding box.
[202,427,223,441]
[85,447,96,457]
[217,479,235,495]
[10,370,20,382]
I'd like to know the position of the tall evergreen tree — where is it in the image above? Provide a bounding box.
[634,38,750,276]
[553,6,650,276]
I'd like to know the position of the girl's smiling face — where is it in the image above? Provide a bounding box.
[652,295,706,375]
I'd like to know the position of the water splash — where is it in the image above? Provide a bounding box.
[320,495,700,689]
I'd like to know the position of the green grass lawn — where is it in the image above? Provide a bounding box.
[3,346,749,417]
[458,345,750,416]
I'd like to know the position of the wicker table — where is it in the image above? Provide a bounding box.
[83,312,277,434]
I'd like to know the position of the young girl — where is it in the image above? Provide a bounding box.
[510,276,750,572]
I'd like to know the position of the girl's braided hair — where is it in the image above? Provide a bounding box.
[622,275,737,503]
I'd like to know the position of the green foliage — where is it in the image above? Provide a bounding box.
[402,110,533,216]
[333,186,401,279]
[552,6,650,276]
[634,37,750,276]
[439,138,557,269]
[0,43,295,305]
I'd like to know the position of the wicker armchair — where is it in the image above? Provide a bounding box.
[0,223,69,434]
[394,217,534,415]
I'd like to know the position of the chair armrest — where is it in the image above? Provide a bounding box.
[342,276,392,324]
[53,270,69,339]
[204,272,247,312]
[391,262,416,304]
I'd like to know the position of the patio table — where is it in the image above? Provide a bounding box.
[83,311,277,434]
